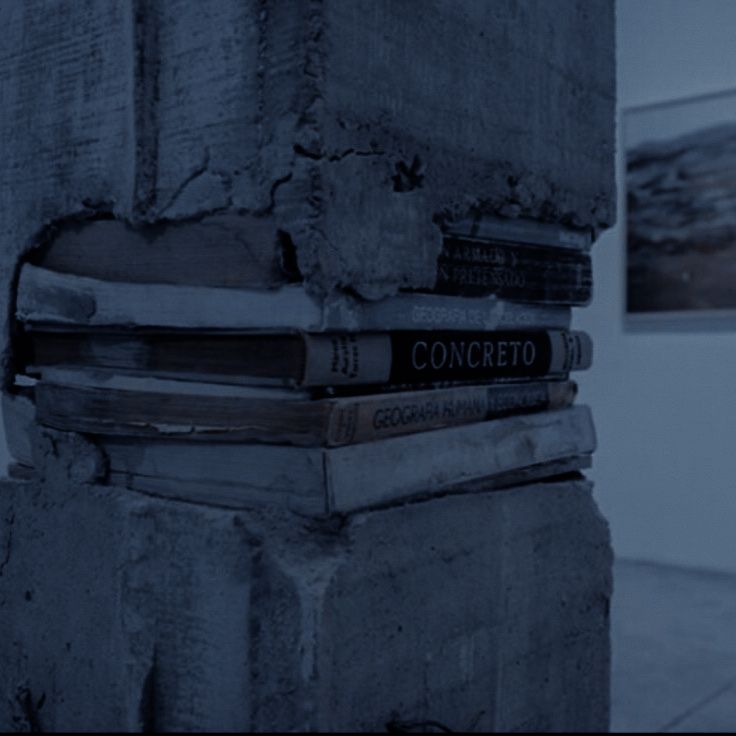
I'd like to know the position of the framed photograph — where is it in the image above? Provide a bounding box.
[624,88,736,329]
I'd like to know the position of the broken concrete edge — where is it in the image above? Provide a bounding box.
[0,0,617,385]
[2,140,609,305]
[1,193,599,391]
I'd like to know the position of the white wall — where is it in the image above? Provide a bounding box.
[576,0,736,573]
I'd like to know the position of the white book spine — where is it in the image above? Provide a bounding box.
[323,293,571,331]
[445,215,592,251]
[323,405,596,512]
[16,265,325,331]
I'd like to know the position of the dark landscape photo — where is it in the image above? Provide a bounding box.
[625,91,736,318]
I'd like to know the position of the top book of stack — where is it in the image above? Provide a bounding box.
[16,214,592,335]
[437,214,592,304]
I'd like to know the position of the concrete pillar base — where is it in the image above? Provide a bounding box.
[0,474,611,732]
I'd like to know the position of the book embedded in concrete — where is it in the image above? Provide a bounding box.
[32,369,577,446]
[444,213,593,252]
[16,263,572,332]
[25,328,591,387]
[434,237,592,304]
[7,216,599,511]
[99,405,596,515]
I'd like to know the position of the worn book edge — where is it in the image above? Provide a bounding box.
[99,405,596,515]
[33,374,577,447]
[17,264,571,332]
[444,215,592,251]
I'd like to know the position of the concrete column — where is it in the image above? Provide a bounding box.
[0,0,615,731]
[0,465,611,732]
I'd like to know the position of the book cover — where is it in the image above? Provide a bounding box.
[444,214,592,251]
[17,264,571,332]
[32,371,576,447]
[26,329,592,388]
[433,237,593,304]
[99,405,597,515]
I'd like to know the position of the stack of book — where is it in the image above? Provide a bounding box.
[6,215,596,515]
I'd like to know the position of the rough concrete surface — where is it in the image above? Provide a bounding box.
[0,0,616,374]
[0,474,611,732]
[0,1,616,731]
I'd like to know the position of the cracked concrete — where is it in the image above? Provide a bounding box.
[0,0,615,374]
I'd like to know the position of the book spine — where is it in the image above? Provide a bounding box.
[16,264,325,331]
[444,215,592,251]
[324,380,577,446]
[100,406,596,515]
[434,237,592,304]
[17,263,572,333]
[301,329,591,387]
[302,334,393,386]
[322,293,571,331]
[388,329,590,385]
[324,405,597,513]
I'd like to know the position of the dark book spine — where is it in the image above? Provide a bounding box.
[388,330,554,384]
[434,237,592,304]
[326,380,576,445]
[29,329,590,388]
[302,329,589,386]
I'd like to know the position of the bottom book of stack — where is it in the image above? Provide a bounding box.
[101,406,594,515]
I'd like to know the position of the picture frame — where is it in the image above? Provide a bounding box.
[624,88,736,329]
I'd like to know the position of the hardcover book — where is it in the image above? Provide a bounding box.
[25,329,592,388]
[16,264,571,332]
[32,369,577,446]
[444,214,593,252]
[433,237,592,304]
[98,405,597,515]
